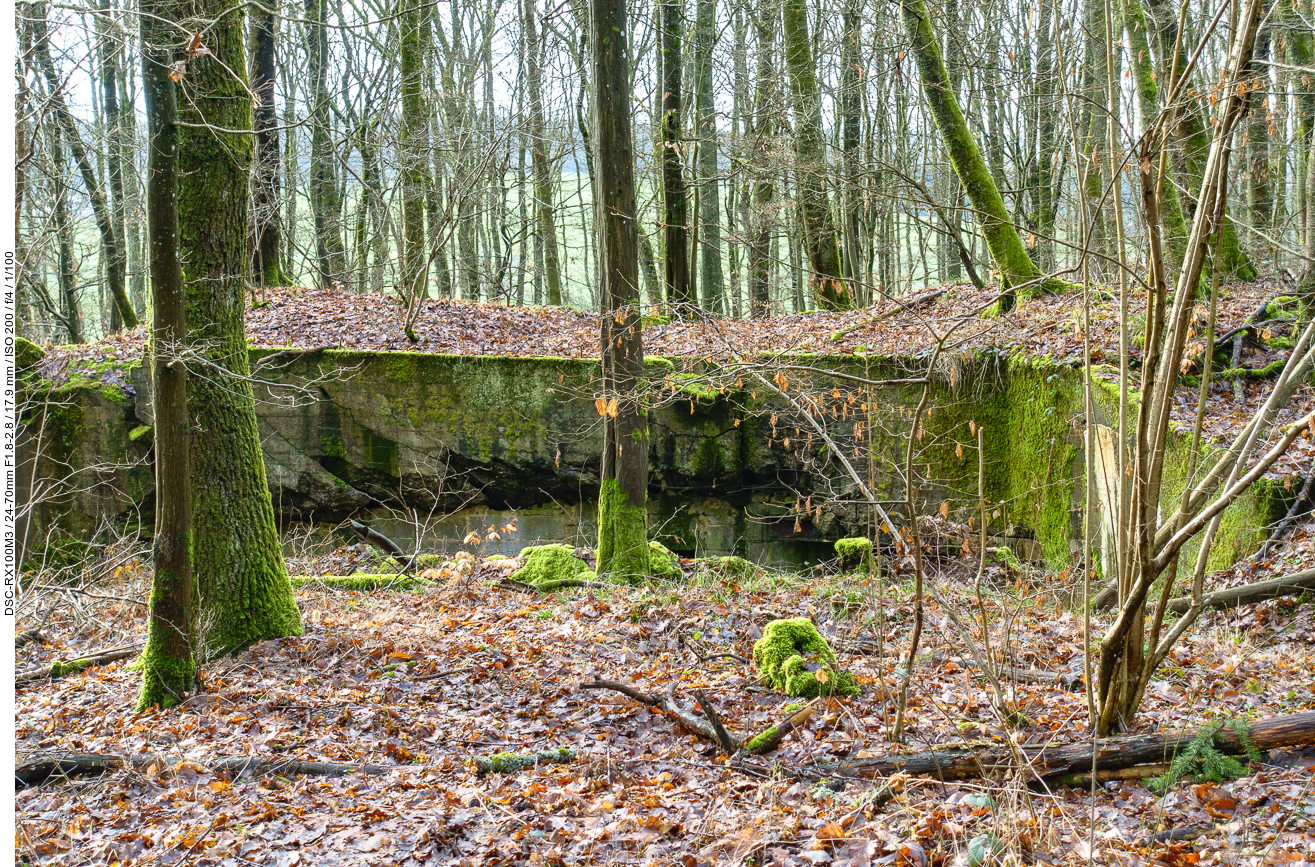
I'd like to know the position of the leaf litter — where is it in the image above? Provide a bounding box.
[14,539,1315,866]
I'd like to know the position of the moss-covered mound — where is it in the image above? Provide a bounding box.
[509,544,596,586]
[752,617,860,698]
[16,336,46,371]
[648,541,682,580]
[834,537,874,573]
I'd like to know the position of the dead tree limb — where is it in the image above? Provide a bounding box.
[693,689,741,753]
[16,643,144,685]
[349,520,415,573]
[1166,567,1315,613]
[790,710,1315,784]
[579,679,734,753]
[744,699,820,754]
[1253,464,1315,562]
[15,752,398,788]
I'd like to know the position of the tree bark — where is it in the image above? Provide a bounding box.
[807,711,1315,783]
[248,1,286,287]
[748,0,778,318]
[593,0,650,581]
[179,0,302,657]
[138,0,195,710]
[399,0,429,309]
[306,0,347,288]
[524,0,563,306]
[781,0,851,310]
[1166,568,1315,614]
[660,0,690,307]
[694,0,724,313]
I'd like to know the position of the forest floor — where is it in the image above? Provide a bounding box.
[14,534,1315,866]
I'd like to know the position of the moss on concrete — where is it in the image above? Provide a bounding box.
[648,541,682,579]
[16,336,46,370]
[509,544,596,585]
[753,617,860,698]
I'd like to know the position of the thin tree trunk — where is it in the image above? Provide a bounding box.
[306,0,347,287]
[594,0,649,580]
[694,0,724,313]
[249,1,285,287]
[137,0,195,710]
[525,0,563,305]
[400,0,428,311]
[782,0,851,309]
[660,0,691,306]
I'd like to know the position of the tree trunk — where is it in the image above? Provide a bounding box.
[1247,23,1273,253]
[97,0,131,326]
[32,0,137,331]
[694,0,724,313]
[249,1,286,287]
[660,0,691,307]
[306,0,347,288]
[900,0,1048,312]
[524,0,563,306]
[593,0,650,581]
[138,0,195,710]
[400,0,428,308]
[781,0,851,309]
[841,0,866,296]
[49,121,81,343]
[179,0,303,657]
[748,0,777,318]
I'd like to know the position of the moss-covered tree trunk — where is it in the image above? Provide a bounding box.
[138,0,196,709]
[781,0,851,310]
[399,0,428,306]
[901,0,1057,312]
[248,2,286,287]
[180,0,302,656]
[593,0,650,581]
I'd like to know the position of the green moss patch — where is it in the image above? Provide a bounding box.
[834,537,875,573]
[648,541,682,580]
[16,336,46,370]
[291,574,433,591]
[695,555,757,582]
[752,617,860,698]
[473,747,576,776]
[509,544,596,586]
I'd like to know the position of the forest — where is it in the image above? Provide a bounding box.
[9,0,1315,863]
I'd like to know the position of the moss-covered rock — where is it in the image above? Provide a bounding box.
[509,544,595,585]
[696,555,757,582]
[835,537,874,573]
[753,617,860,698]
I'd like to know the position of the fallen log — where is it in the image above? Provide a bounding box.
[15,629,47,649]
[15,752,397,788]
[743,700,820,754]
[1166,568,1315,613]
[15,643,144,685]
[799,711,1315,784]
[349,520,416,574]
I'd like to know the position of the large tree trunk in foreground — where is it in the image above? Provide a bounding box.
[781,0,850,310]
[593,0,649,581]
[809,711,1315,783]
[900,0,1051,312]
[179,0,302,656]
[138,0,195,710]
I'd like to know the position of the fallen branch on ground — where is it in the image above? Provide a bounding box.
[15,629,46,649]
[579,680,739,755]
[349,520,416,574]
[743,700,820,754]
[783,710,1315,784]
[15,752,399,788]
[1166,567,1315,613]
[16,643,144,685]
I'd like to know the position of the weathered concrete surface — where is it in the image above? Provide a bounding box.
[19,348,1286,569]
